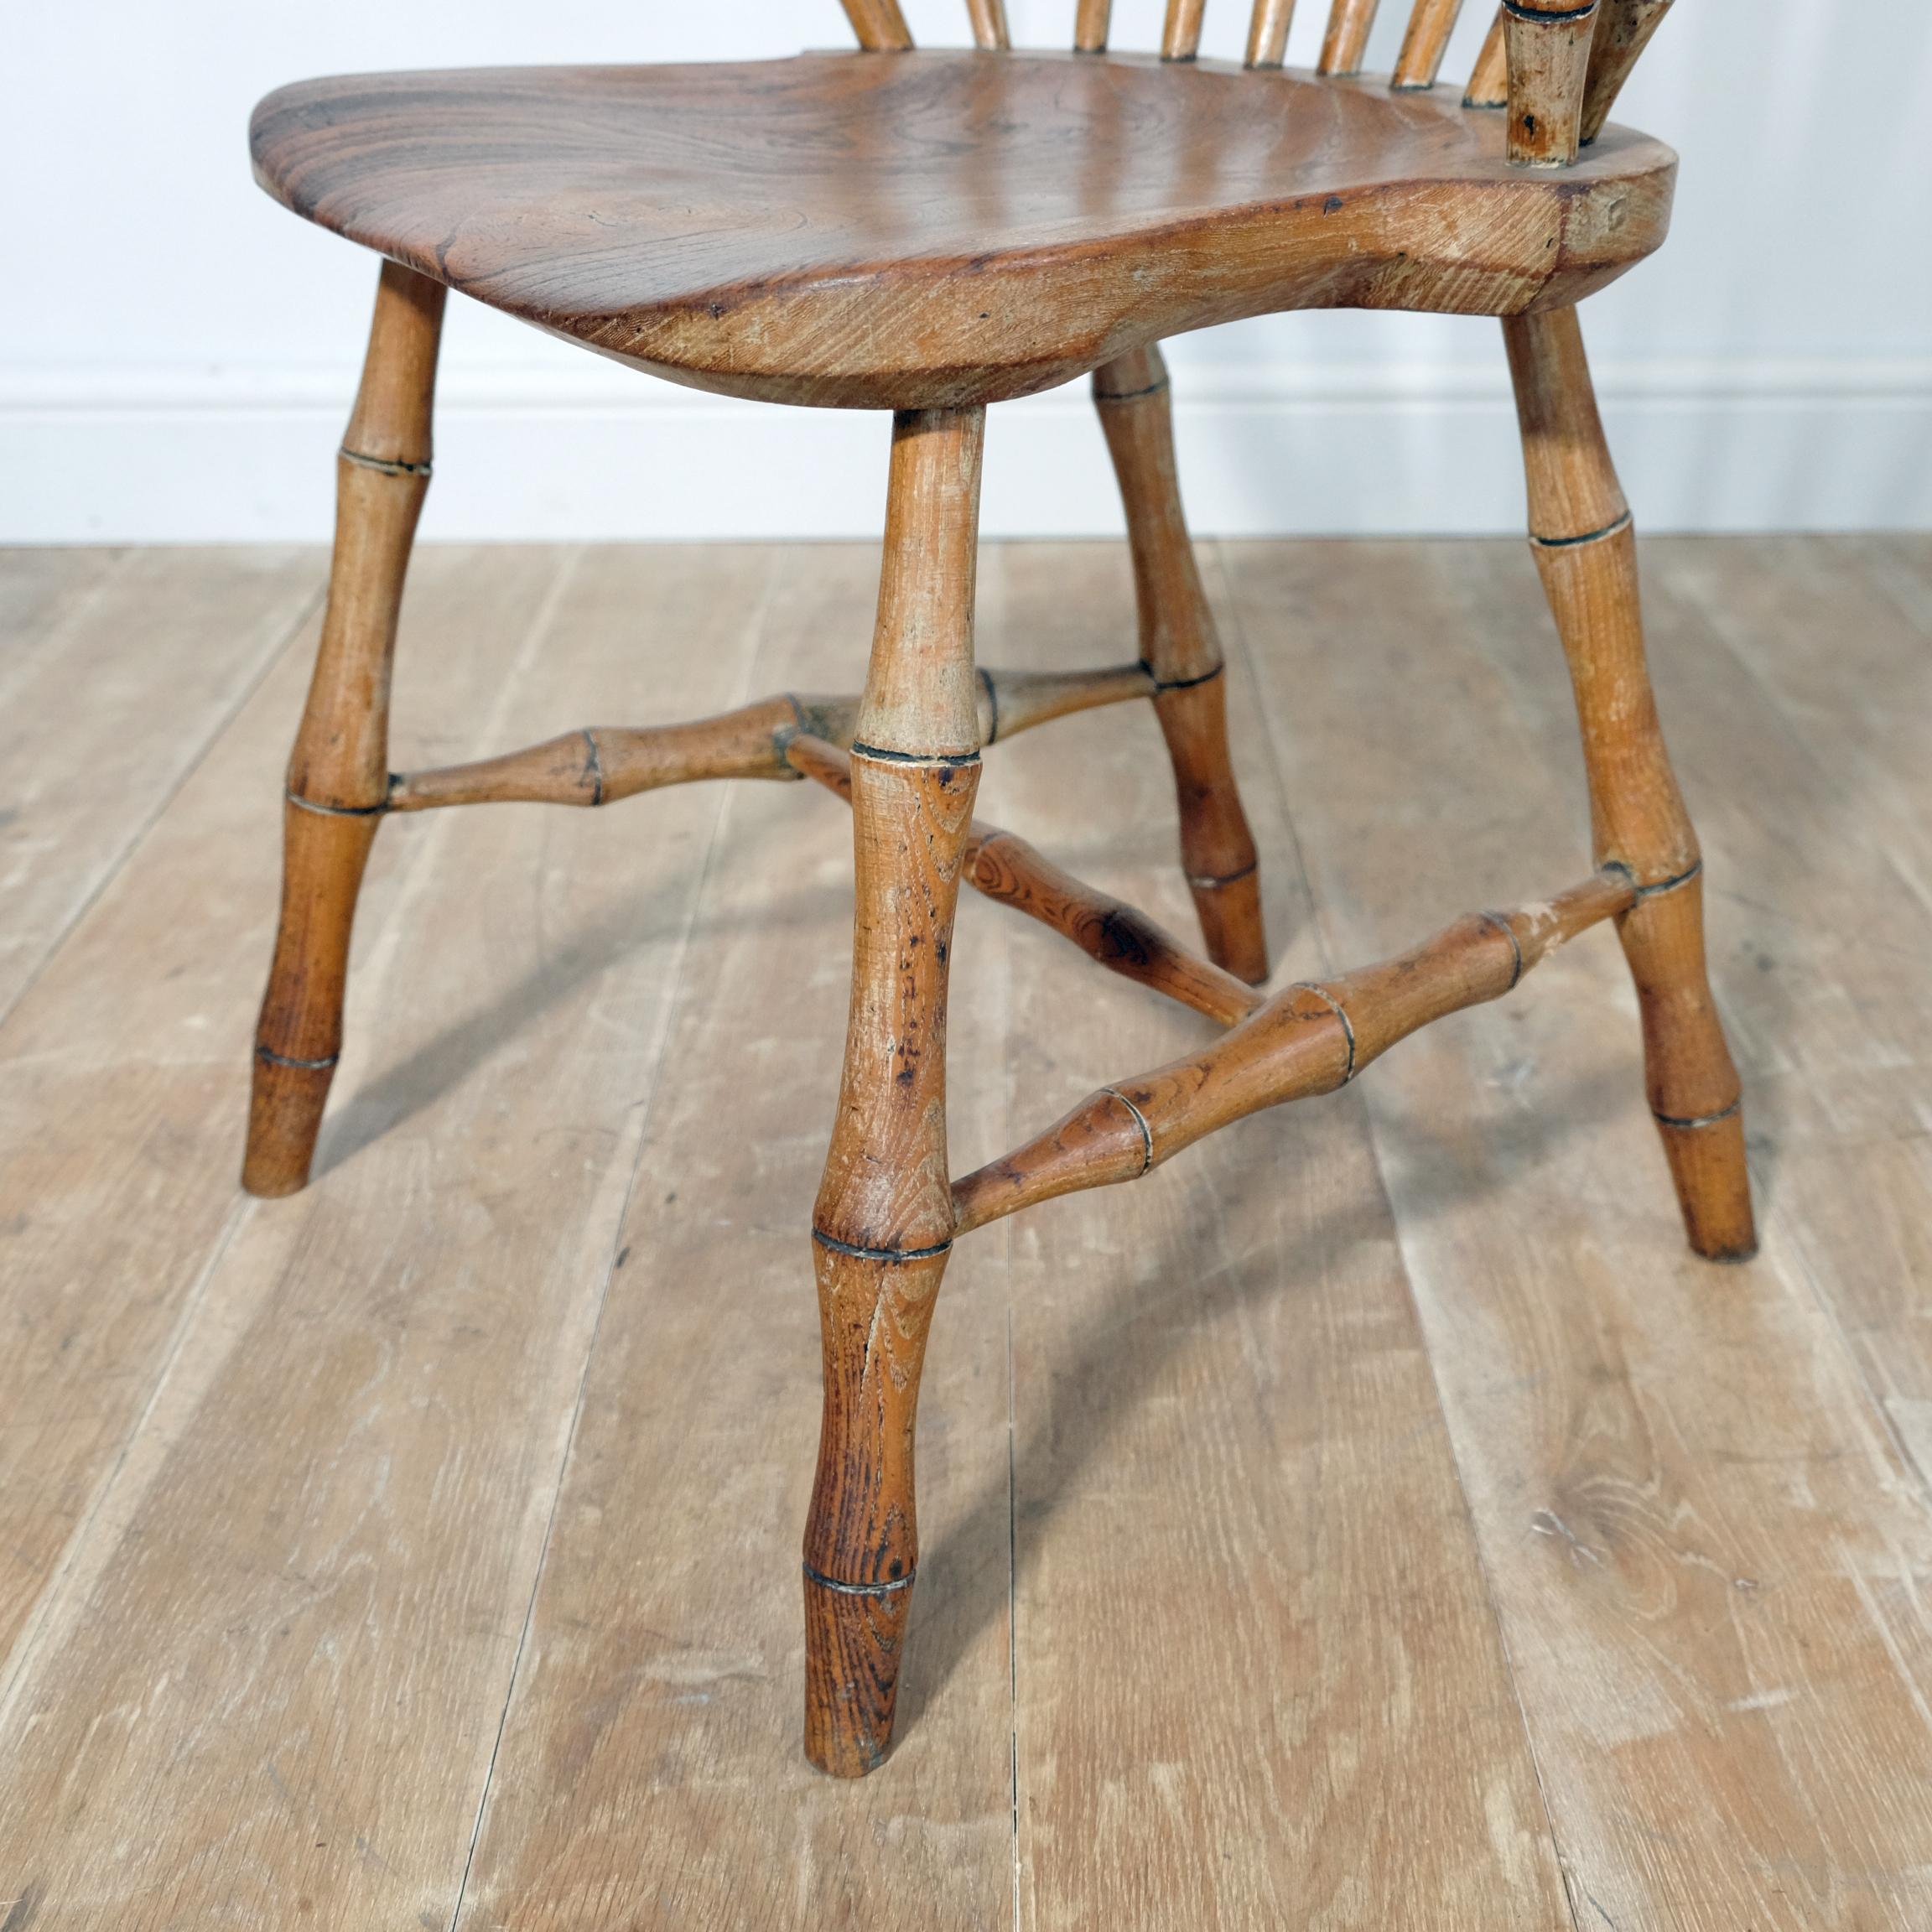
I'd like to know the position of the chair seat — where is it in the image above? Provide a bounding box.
[252,50,1676,410]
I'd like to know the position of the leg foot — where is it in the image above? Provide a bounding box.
[803,1234,953,1776]
[802,1564,917,1779]
[244,804,380,1196]
[1621,874,1758,1259]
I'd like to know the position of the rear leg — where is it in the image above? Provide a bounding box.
[1094,347,1267,984]
[1504,306,1755,1259]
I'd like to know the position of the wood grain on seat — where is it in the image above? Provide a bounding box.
[251,51,1675,410]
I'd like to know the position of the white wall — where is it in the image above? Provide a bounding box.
[3,1,1929,541]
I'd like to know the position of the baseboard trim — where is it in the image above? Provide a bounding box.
[5,356,1928,542]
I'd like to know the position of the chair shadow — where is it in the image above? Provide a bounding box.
[894,1056,1655,1740]
[312,855,844,1181]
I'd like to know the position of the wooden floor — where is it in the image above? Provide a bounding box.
[2,534,1929,1929]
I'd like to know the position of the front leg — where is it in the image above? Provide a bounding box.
[803,408,984,1777]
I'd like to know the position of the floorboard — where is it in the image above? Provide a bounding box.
[0,548,320,1023]
[2,538,1927,1930]
[0,546,770,1929]
[454,543,1018,1932]
[1219,534,1932,1931]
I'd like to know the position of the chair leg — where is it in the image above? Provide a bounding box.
[242,262,445,1198]
[1094,346,1268,984]
[803,407,984,1777]
[1504,307,1757,1261]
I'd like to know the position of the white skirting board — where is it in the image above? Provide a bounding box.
[4,355,1928,543]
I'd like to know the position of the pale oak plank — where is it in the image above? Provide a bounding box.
[454,543,1017,1931]
[0,545,773,1929]
[1639,535,1932,1498]
[1222,535,1932,1930]
[0,548,323,1025]
[0,547,128,693]
[0,548,569,1690]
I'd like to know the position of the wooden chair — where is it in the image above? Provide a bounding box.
[244,0,1753,1779]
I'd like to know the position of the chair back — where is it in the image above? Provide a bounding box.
[839,0,1675,166]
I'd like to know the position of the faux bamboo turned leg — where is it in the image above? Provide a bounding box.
[1094,346,1266,984]
[242,262,444,1197]
[1504,307,1755,1260]
[804,407,984,1778]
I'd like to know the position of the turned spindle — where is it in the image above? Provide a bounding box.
[1394,0,1467,88]
[1162,0,1208,60]
[839,0,914,52]
[1074,0,1114,51]
[1244,0,1297,68]
[1581,0,1675,143]
[1320,0,1384,76]
[966,0,1010,50]
[1466,9,1510,106]
[953,871,1636,1233]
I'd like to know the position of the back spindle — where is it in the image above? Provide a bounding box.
[1319,0,1383,76]
[1393,0,1466,86]
[1465,8,1509,105]
[1244,0,1296,67]
[1163,0,1208,60]
[840,0,914,49]
[1075,0,1114,50]
[1503,0,1602,165]
[1581,0,1674,142]
[966,0,1012,49]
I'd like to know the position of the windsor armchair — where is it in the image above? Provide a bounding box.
[245,0,1753,1779]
